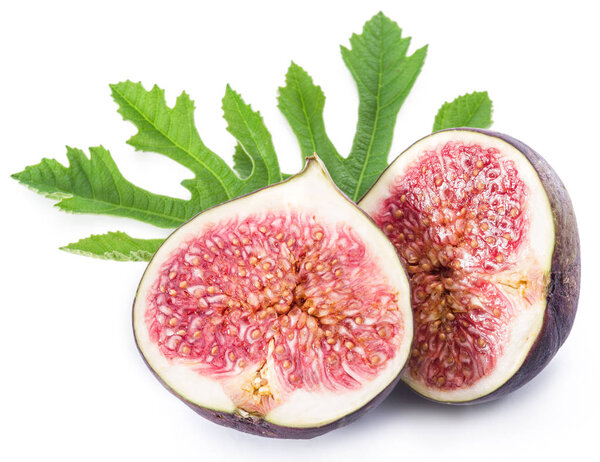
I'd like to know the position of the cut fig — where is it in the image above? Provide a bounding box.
[359,128,579,403]
[133,157,413,438]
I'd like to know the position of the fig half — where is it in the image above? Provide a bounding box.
[133,157,413,438]
[360,128,579,403]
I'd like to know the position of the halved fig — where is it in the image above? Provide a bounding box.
[133,157,413,438]
[359,128,579,403]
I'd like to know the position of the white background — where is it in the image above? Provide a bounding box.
[1,1,598,460]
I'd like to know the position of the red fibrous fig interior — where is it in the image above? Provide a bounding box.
[134,157,413,437]
[147,213,402,413]
[360,129,578,403]
[377,142,529,390]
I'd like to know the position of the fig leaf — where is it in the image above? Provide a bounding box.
[11,146,192,228]
[11,12,493,261]
[433,91,493,132]
[279,12,428,201]
[277,62,353,194]
[60,231,162,262]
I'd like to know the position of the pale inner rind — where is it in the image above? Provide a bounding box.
[360,130,555,402]
[134,160,413,425]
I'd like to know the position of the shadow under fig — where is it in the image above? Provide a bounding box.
[383,380,510,412]
[347,376,533,435]
[354,359,563,434]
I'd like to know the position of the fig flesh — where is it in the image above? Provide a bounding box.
[359,128,579,403]
[133,157,413,437]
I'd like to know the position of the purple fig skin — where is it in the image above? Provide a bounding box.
[365,128,580,404]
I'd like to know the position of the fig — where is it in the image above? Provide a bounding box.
[133,157,413,438]
[360,128,580,403]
